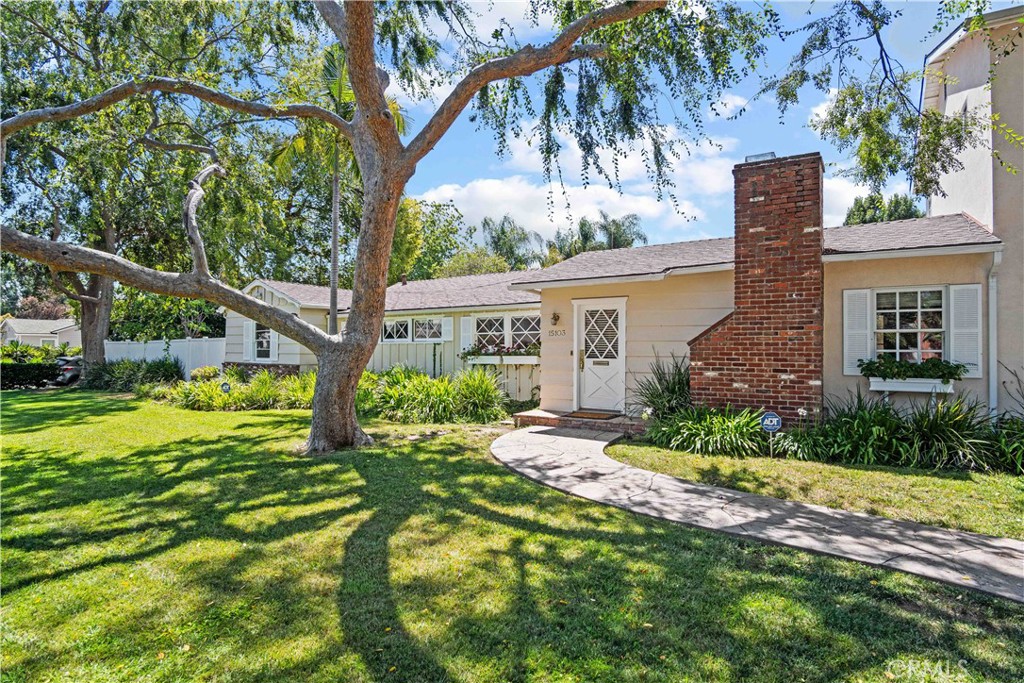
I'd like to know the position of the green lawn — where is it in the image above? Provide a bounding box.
[2,390,1023,682]
[608,441,1024,540]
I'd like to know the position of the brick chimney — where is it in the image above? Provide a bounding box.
[689,152,825,421]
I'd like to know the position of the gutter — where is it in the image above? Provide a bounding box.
[822,243,1002,262]
[988,250,1002,414]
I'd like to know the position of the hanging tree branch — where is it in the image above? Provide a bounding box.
[401,0,664,167]
[0,76,355,142]
[181,164,226,277]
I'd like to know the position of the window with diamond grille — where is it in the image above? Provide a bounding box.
[510,315,540,349]
[381,319,410,342]
[584,309,619,359]
[413,318,443,341]
[475,316,505,348]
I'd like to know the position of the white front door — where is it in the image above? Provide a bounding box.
[576,300,626,412]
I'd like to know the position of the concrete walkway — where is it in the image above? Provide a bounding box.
[491,426,1024,603]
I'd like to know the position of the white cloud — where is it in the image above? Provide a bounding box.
[809,89,839,126]
[706,93,748,119]
[822,175,869,227]
[416,175,706,241]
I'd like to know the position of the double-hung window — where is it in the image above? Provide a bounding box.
[509,315,541,349]
[474,316,506,348]
[874,288,944,363]
[255,323,272,359]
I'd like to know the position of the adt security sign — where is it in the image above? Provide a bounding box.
[760,411,782,433]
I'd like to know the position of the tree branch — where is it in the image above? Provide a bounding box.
[340,1,399,152]
[2,226,329,352]
[182,164,225,277]
[137,100,220,161]
[314,0,348,46]
[0,77,354,142]
[403,0,663,167]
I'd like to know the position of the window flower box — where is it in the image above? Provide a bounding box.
[467,355,540,366]
[867,377,955,394]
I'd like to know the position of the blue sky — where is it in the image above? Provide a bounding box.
[393,1,1017,245]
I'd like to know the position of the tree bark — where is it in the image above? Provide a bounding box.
[329,140,341,336]
[308,344,371,451]
[78,276,113,366]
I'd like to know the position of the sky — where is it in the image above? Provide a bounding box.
[390,1,1018,245]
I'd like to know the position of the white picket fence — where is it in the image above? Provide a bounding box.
[104,338,225,378]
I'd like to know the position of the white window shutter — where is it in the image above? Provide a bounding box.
[948,284,982,378]
[460,316,474,351]
[843,289,872,375]
[269,330,280,362]
[242,320,254,361]
[441,317,453,342]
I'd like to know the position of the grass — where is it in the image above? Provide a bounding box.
[1,389,1022,682]
[609,440,1024,540]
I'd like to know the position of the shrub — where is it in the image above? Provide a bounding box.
[1,362,61,389]
[634,353,690,419]
[223,365,249,384]
[453,366,507,423]
[279,372,317,409]
[235,370,283,410]
[990,416,1024,475]
[190,365,221,382]
[648,406,766,457]
[169,379,230,411]
[355,371,381,416]
[80,357,184,392]
[381,373,458,423]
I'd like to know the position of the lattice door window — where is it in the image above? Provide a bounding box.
[584,309,619,359]
[510,315,541,349]
[475,316,505,348]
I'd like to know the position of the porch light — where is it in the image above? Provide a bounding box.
[550,312,560,326]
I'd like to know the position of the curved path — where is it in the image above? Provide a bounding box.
[491,426,1024,603]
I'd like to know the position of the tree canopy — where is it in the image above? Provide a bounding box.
[844,193,925,225]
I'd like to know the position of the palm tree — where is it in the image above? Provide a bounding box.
[480,215,544,270]
[270,45,406,334]
[592,211,647,249]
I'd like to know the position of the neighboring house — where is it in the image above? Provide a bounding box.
[222,272,542,400]
[0,318,81,348]
[509,152,1006,420]
[922,4,1023,414]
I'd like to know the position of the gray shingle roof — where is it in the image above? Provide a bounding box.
[260,271,539,312]
[512,213,1000,287]
[1,318,78,334]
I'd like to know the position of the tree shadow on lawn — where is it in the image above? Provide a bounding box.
[0,388,141,434]
[3,420,1024,682]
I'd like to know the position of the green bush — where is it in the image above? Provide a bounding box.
[80,357,184,391]
[190,365,221,382]
[634,353,690,419]
[144,363,510,424]
[1,362,61,389]
[857,356,967,383]
[279,372,317,409]
[453,366,507,423]
[223,365,249,384]
[648,406,766,457]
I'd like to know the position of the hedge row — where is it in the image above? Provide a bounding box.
[1,363,61,389]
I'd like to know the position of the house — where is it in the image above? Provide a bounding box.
[0,318,81,348]
[922,4,1023,417]
[509,151,1008,423]
[221,272,542,400]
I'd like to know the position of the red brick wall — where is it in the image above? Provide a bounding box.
[689,152,825,421]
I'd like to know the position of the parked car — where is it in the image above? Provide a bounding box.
[53,356,83,385]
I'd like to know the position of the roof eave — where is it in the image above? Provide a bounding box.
[822,242,1002,262]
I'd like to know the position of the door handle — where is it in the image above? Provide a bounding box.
[579,351,584,371]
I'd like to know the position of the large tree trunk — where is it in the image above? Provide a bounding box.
[305,173,404,454]
[78,275,113,366]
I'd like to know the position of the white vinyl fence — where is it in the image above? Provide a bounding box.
[104,338,225,378]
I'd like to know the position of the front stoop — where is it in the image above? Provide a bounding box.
[514,408,646,436]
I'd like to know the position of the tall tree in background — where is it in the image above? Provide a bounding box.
[436,247,511,278]
[3,1,1008,451]
[591,211,648,249]
[844,193,925,225]
[271,44,406,334]
[480,215,544,271]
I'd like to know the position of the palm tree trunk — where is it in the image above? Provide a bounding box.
[329,140,340,336]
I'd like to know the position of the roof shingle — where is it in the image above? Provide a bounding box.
[259,271,539,311]
[511,213,999,287]
[1,318,78,334]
